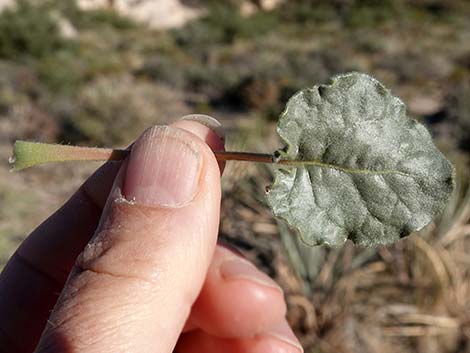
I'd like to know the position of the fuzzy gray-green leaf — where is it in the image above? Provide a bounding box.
[266,72,454,247]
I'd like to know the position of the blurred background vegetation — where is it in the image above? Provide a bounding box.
[0,0,469,352]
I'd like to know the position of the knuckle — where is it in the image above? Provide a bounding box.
[75,225,167,288]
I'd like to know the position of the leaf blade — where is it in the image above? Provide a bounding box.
[266,72,454,247]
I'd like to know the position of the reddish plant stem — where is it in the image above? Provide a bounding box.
[112,149,276,164]
[214,151,274,163]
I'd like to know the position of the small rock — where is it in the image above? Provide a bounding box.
[50,11,78,39]
[77,0,203,29]
[408,93,445,116]
[0,0,14,12]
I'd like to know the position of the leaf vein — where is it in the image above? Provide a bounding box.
[280,159,410,177]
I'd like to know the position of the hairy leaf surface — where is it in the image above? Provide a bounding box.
[266,72,454,247]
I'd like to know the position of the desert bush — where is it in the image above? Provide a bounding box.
[71,7,136,31]
[47,0,136,31]
[215,45,352,115]
[277,0,339,24]
[134,55,186,89]
[447,75,470,152]
[172,1,277,50]
[58,75,188,146]
[0,0,135,94]
[343,0,401,27]
[34,51,84,95]
[0,0,72,60]
[36,45,126,94]
[278,0,402,27]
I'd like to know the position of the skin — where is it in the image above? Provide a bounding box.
[0,119,302,353]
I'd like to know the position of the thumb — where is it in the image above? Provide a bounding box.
[36,124,222,353]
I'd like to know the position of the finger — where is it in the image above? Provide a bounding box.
[172,115,226,174]
[176,321,303,353]
[36,124,222,352]
[0,117,224,353]
[176,114,225,153]
[0,161,120,353]
[185,245,287,337]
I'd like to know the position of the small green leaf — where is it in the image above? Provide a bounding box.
[266,72,454,247]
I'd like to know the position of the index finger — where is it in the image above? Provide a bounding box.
[0,160,121,352]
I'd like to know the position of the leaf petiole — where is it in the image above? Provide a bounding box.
[9,140,279,171]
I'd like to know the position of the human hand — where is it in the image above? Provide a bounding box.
[0,117,303,353]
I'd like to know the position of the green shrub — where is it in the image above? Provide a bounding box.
[58,75,186,146]
[35,51,83,94]
[36,43,126,94]
[172,2,278,50]
[0,0,70,59]
[134,55,186,88]
[72,8,137,31]
[277,0,338,24]
[46,0,136,31]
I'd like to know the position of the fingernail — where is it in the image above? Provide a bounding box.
[180,114,225,141]
[219,257,283,293]
[265,321,303,353]
[123,126,202,207]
